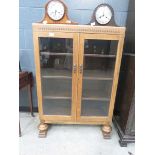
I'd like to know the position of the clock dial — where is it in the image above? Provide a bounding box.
[47,0,65,21]
[95,5,112,25]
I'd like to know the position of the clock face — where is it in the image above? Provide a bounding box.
[47,0,65,21]
[95,5,112,25]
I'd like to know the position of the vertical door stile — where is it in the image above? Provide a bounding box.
[75,33,78,121]
[76,33,84,120]
[33,32,44,120]
[108,36,125,122]
[76,33,80,120]
[75,33,80,121]
[72,33,78,121]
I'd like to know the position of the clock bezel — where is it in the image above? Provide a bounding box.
[88,3,117,26]
[95,4,113,25]
[47,0,65,21]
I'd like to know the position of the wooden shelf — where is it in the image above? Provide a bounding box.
[42,90,72,99]
[40,52,72,56]
[82,80,112,99]
[83,70,114,80]
[82,94,111,101]
[83,77,113,80]
[41,69,114,80]
[42,78,72,98]
[43,99,71,115]
[43,96,110,102]
[82,97,110,101]
[42,75,72,79]
[43,96,71,100]
[43,96,110,101]
[41,69,72,79]
[40,53,116,58]
[84,54,116,58]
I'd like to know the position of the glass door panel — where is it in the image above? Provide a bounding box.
[81,100,109,116]
[39,37,74,116]
[43,99,71,115]
[82,80,112,99]
[81,39,118,117]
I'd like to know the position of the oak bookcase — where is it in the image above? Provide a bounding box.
[32,23,125,138]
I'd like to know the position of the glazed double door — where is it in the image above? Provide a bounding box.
[39,32,119,122]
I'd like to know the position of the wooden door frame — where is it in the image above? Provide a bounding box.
[33,30,79,122]
[77,33,125,123]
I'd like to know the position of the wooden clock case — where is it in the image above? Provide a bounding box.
[89,3,117,26]
[40,0,77,25]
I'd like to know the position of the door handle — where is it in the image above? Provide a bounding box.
[79,64,83,74]
[73,64,77,73]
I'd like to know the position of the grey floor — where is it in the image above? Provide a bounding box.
[19,112,135,155]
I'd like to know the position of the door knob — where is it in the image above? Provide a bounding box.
[73,64,77,73]
[79,64,83,74]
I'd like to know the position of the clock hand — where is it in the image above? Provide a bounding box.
[102,9,105,17]
[106,16,110,20]
[99,14,104,18]
[55,10,57,15]
[99,10,105,18]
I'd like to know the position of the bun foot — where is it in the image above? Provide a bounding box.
[38,122,48,138]
[102,125,112,139]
